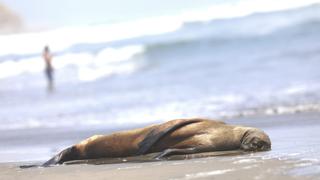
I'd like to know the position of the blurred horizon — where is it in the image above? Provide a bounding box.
[0,0,219,32]
[0,0,319,34]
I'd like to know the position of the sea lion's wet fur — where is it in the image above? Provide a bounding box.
[30,118,271,167]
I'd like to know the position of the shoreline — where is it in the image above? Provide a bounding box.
[0,112,320,179]
[0,152,318,180]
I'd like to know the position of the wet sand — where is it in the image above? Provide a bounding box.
[1,112,320,180]
[0,155,316,180]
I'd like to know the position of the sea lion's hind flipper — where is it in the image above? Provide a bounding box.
[19,154,63,168]
[19,155,61,168]
[138,119,203,155]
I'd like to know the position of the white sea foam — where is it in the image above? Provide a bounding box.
[0,56,43,79]
[0,0,318,57]
[0,1,318,81]
[0,17,182,56]
[0,93,319,131]
[77,45,145,81]
[0,45,145,80]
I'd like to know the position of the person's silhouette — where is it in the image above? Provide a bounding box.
[42,46,54,92]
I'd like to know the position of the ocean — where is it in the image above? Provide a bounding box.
[0,1,320,164]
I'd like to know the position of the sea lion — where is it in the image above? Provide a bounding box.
[37,118,271,167]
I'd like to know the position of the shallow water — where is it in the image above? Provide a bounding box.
[1,4,320,132]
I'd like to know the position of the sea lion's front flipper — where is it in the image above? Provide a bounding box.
[138,119,203,155]
[155,149,248,160]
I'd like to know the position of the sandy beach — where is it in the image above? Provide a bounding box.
[1,112,319,180]
[0,154,315,180]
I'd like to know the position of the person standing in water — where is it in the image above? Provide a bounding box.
[42,46,54,92]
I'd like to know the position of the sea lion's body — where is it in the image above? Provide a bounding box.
[41,118,271,166]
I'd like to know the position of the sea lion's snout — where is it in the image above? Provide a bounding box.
[241,129,271,152]
[42,146,79,167]
[243,137,271,151]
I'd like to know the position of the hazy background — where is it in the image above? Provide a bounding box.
[1,0,318,31]
[0,0,220,31]
[0,0,320,162]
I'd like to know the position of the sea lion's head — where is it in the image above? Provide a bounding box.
[240,128,271,151]
[42,146,80,167]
